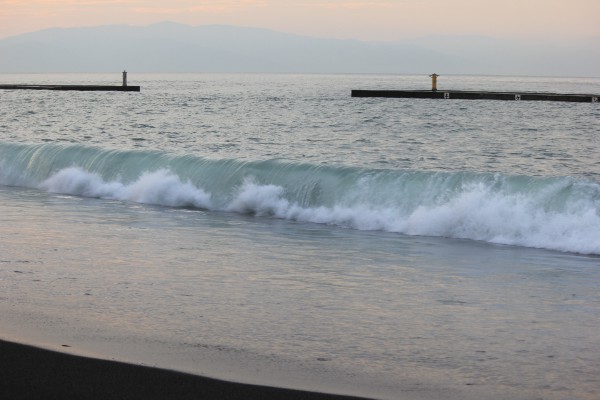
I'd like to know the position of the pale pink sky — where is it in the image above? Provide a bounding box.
[1,0,598,41]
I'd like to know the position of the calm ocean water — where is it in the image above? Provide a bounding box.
[1,73,599,399]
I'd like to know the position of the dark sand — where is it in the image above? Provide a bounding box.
[0,339,373,400]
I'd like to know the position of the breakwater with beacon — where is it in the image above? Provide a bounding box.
[0,71,140,92]
[353,73,599,103]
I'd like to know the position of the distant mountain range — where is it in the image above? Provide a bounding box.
[0,22,598,76]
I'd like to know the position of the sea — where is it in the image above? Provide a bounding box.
[1,73,599,400]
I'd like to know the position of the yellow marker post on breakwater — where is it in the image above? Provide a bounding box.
[352,74,599,103]
[429,73,439,91]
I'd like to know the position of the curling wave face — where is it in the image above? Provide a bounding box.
[1,142,599,255]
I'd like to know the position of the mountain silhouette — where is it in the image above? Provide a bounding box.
[0,22,598,76]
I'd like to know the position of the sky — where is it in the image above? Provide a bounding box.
[1,0,599,42]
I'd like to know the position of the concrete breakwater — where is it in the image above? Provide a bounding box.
[351,89,598,103]
[0,84,140,92]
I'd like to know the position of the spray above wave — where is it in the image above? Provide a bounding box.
[1,142,599,255]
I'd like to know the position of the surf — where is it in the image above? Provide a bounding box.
[1,142,599,255]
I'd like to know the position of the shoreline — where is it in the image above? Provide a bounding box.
[0,339,373,400]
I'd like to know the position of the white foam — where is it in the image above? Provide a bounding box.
[226,177,290,216]
[224,178,600,255]
[39,167,212,209]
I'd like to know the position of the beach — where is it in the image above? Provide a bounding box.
[0,339,371,400]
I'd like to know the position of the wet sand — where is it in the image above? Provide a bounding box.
[0,339,372,400]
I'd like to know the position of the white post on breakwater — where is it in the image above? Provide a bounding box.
[122,70,128,87]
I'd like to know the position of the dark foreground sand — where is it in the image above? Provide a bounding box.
[0,339,373,400]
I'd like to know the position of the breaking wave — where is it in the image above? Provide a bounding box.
[1,142,599,254]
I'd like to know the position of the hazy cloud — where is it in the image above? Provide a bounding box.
[189,0,268,13]
[300,1,397,9]
[133,1,267,15]
[1,0,598,41]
